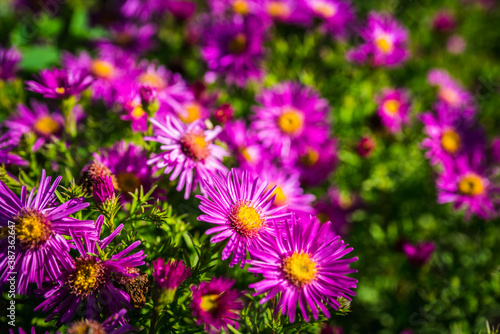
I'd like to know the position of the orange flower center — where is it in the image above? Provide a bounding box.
[14,209,52,249]
[267,1,291,18]
[232,0,249,15]
[34,116,60,136]
[228,33,247,54]
[278,107,304,135]
[200,294,219,313]
[311,0,337,18]
[283,252,317,286]
[458,173,485,196]
[376,35,394,53]
[180,132,211,162]
[179,103,202,123]
[229,202,265,237]
[441,128,461,154]
[138,72,166,90]
[383,99,401,114]
[91,60,115,79]
[300,147,320,166]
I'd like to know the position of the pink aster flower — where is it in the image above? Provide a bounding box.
[293,138,339,186]
[191,277,244,333]
[427,69,475,115]
[26,68,93,99]
[247,214,358,323]
[0,47,22,81]
[306,0,355,39]
[201,15,266,86]
[221,120,264,169]
[437,151,498,220]
[432,10,457,32]
[0,133,26,167]
[347,11,410,67]
[252,81,331,161]
[401,240,435,267]
[97,23,157,55]
[5,100,64,152]
[208,0,263,17]
[152,258,190,291]
[196,169,290,267]
[166,0,197,21]
[375,88,411,133]
[146,116,228,199]
[262,0,312,26]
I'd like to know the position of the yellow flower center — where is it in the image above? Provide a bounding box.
[458,173,485,196]
[68,258,105,296]
[441,128,461,154]
[239,147,254,162]
[200,294,219,313]
[116,172,142,195]
[131,106,146,119]
[300,147,320,166]
[14,209,52,249]
[283,252,317,286]
[267,1,291,18]
[278,108,304,135]
[55,87,65,95]
[383,99,401,114]
[138,72,166,90]
[179,103,202,123]
[311,0,337,18]
[439,88,460,107]
[67,320,105,334]
[228,33,247,54]
[230,203,265,237]
[376,35,394,53]
[268,184,287,207]
[34,116,60,136]
[232,0,249,15]
[180,132,211,162]
[91,60,115,79]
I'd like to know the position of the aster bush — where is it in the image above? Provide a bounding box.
[1,0,500,333]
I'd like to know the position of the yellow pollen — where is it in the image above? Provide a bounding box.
[311,0,337,18]
[458,173,485,196]
[67,320,105,334]
[232,0,249,15]
[269,185,287,207]
[383,99,401,114]
[200,294,219,313]
[267,2,291,18]
[284,252,317,286]
[68,258,104,296]
[55,87,65,95]
[228,33,247,54]
[91,60,115,79]
[15,210,52,249]
[34,116,60,136]
[131,106,146,119]
[300,147,320,166]
[239,147,254,162]
[138,72,166,90]
[439,88,460,107]
[180,132,211,162]
[278,108,304,135]
[230,203,264,237]
[376,35,393,53]
[441,128,461,153]
[116,172,141,194]
[179,103,202,123]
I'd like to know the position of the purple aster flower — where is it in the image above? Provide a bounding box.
[420,102,485,166]
[93,141,159,201]
[306,0,355,39]
[190,277,244,333]
[375,88,411,133]
[152,258,190,291]
[5,100,64,152]
[114,80,149,133]
[26,68,93,99]
[0,133,26,166]
[201,15,266,86]
[252,162,316,214]
[8,327,47,334]
[0,170,96,295]
[252,81,331,160]
[65,309,136,334]
[93,175,116,206]
[166,0,197,20]
[247,214,358,323]
[294,138,338,186]
[437,151,498,220]
[209,0,264,16]
[146,116,228,199]
[347,11,410,67]
[261,0,312,26]
[196,169,290,267]
[401,240,435,267]
[0,47,22,81]
[221,120,264,169]
[121,0,167,21]
[427,69,475,115]
[35,216,146,325]
[315,188,361,236]
[97,23,156,55]
[432,10,457,32]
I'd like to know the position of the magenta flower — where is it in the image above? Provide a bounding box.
[0,47,22,80]
[190,277,244,332]
[209,0,264,16]
[262,0,312,25]
[146,116,228,199]
[357,135,376,158]
[306,0,355,38]
[427,69,475,115]
[35,216,146,325]
[294,138,338,186]
[201,15,265,86]
[5,100,64,151]
[401,240,435,267]
[347,12,410,67]
[0,170,96,295]
[213,103,234,123]
[92,175,116,206]
[97,23,157,55]
[432,10,457,32]
[437,151,497,220]
[221,120,264,169]
[64,309,135,334]
[26,68,93,99]
[196,169,290,267]
[121,0,168,21]
[252,81,331,160]
[375,88,411,133]
[152,258,190,291]
[0,133,26,167]
[166,0,197,20]
[247,214,358,322]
